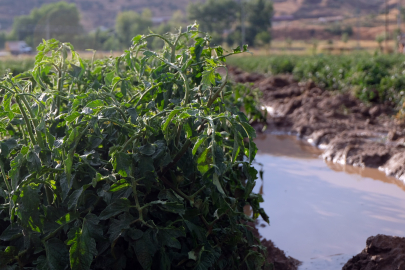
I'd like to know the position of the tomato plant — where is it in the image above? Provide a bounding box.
[0,25,270,270]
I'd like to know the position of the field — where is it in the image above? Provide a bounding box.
[228,53,405,107]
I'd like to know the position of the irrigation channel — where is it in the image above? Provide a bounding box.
[251,133,405,270]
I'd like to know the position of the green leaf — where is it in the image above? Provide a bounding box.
[68,186,84,211]
[121,80,128,97]
[112,152,132,177]
[132,35,142,45]
[66,127,80,149]
[20,183,41,229]
[138,143,156,156]
[194,247,221,270]
[0,246,17,265]
[44,238,70,270]
[162,109,182,131]
[109,180,131,192]
[83,214,103,240]
[127,108,138,124]
[127,228,143,240]
[85,100,104,108]
[231,132,240,163]
[68,227,97,270]
[240,122,256,139]
[35,118,46,133]
[65,111,81,123]
[213,173,225,195]
[60,173,73,202]
[99,198,131,220]
[105,71,115,85]
[2,93,13,112]
[27,151,41,173]
[158,228,184,249]
[184,220,206,243]
[0,224,22,241]
[213,144,226,175]
[202,69,216,86]
[107,212,133,242]
[9,153,24,191]
[133,230,158,270]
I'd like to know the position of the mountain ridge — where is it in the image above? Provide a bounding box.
[0,0,397,33]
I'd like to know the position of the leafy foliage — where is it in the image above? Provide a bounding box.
[0,25,270,269]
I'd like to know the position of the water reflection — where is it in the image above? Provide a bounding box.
[255,133,323,159]
[253,133,405,270]
[326,161,405,192]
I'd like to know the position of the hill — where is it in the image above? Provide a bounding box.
[274,0,393,18]
[0,0,400,34]
[0,0,198,31]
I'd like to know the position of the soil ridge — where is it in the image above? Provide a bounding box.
[230,67,405,185]
[232,67,405,269]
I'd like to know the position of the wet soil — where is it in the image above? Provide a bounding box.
[342,235,405,270]
[248,220,302,270]
[230,67,405,183]
[231,67,405,269]
[253,134,405,270]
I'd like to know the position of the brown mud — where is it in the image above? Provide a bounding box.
[247,221,302,270]
[342,235,405,270]
[230,67,405,183]
[231,67,405,269]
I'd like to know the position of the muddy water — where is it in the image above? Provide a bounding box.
[253,134,405,270]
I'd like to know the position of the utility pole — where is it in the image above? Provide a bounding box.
[46,15,50,40]
[356,0,360,49]
[399,0,402,33]
[385,0,389,52]
[241,0,246,46]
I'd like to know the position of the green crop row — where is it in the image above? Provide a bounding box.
[0,27,271,270]
[0,58,35,77]
[228,53,405,106]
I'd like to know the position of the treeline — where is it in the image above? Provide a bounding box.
[0,0,273,51]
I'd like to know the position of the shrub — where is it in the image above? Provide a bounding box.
[0,26,270,269]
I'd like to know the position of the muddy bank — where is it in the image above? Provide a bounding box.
[230,67,405,183]
[342,235,405,270]
[248,221,301,270]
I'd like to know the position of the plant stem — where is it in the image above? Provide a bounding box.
[179,72,191,105]
[131,180,143,220]
[207,67,228,107]
[142,34,173,48]
[112,106,128,122]
[45,174,53,205]
[0,160,11,192]
[159,175,191,201]
[133,83,162,108]
[15,96,37,145]
[171,29,184,63]
[19,95,45,149]
[161,140,191,175]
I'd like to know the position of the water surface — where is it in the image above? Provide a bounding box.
[253,133,405,269]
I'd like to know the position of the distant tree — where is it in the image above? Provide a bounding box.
[376,34,385,52]
[187,0,237,34]
[231,0,273,46]
[341,32,349,43]
[0,32,6,49]
[188,0,272,47]
[116,9,153,48]
[255,31,272,47]
[285,37,292,49]
[311,38,319,54]
[246,0,273,34]
[11,2,82,47]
